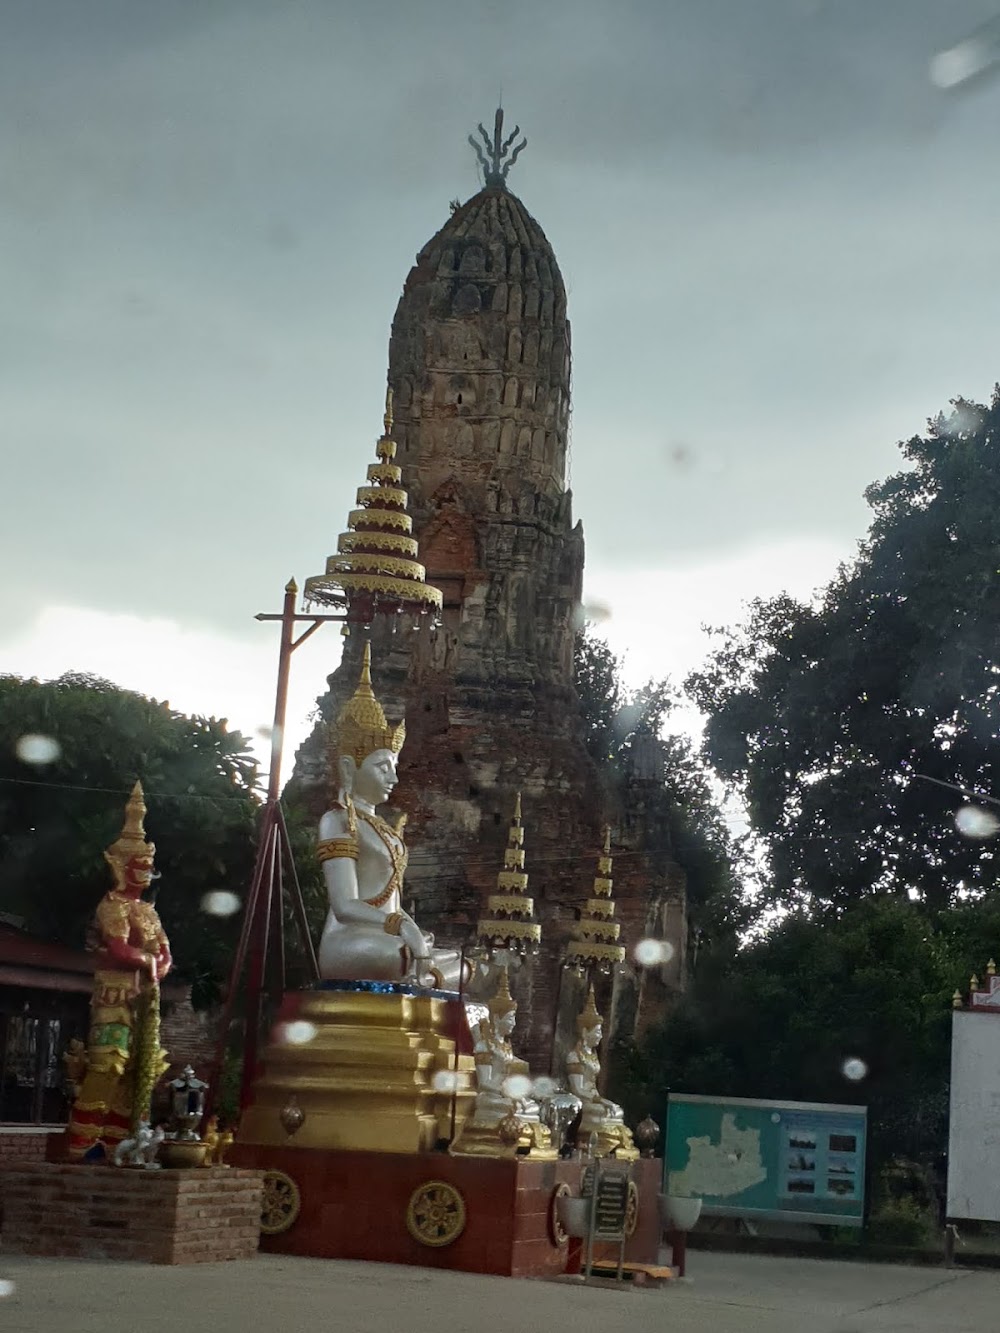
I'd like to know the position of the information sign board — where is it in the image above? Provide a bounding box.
[665,1093,867,1227]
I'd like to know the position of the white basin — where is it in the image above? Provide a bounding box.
[659,1194,703,1232]
[556,1195,591,1238]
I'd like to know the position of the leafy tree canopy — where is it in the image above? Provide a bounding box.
[0,673,259,1005]
[574,629,751,946]
[627,894,1000,1179]
[689,389,1000,912]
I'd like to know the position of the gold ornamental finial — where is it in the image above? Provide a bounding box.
[564,826,625,975]
[953,989,964,1009]
[383,387,393,438]
[488,966,517,1018]
[576,984,602,1035]
[327,644,405,770]
[357,641,375,698]
[475,793,541,955]
[285,577,298,595]
[104,781,155,886]
[989,959,996,977]
[302,393,442,619]
[971,974,980,990]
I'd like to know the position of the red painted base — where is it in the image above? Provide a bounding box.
[230,1142,662,1278]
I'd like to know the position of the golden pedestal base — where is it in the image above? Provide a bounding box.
[237,987,476,1155]
[584,1120,640,1161]
[449,1114,557,1160]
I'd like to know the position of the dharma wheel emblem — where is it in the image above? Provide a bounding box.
[405,1180,466,1248]
[260,1169,301,1235]
[625,1179,640,1238]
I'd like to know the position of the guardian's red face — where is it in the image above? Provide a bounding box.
[123,854,155,895]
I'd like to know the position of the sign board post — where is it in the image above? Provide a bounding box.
[580,1162,630,1280]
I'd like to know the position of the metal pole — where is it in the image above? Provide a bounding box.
[239,807,280,1110]
[584,1136,599,1280]
[276,803,319,979]
[265,579,298,804]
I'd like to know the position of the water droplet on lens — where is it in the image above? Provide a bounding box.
[841,1057,867,1082]
[15,734,60,765]
[0,1279,14,1298]
[502,1074,533,1101]
[531,1076,558,1099]
[432,1070,460,1093]
[200,891,242,918]
[955,805,1000,840]
[634,938,674,967]
[279,1021,317,1046]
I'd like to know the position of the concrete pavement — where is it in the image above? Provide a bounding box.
[1,1249,998,1333]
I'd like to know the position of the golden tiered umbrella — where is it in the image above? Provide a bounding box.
[476,794,541,956]
[564,827,626,976]
[303,390,443,622]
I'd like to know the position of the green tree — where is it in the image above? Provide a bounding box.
[689,389,1000,912]
[632,895,994,1179]
[0,673,259,1004]
[574,629,750,948]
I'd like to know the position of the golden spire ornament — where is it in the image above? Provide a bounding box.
[326,643,405,768]
[564,827,626,976]
[476,794,541,956]
[303,389,443,622]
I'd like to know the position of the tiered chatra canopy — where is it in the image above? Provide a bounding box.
[303,391,443,621]
[476,794,541,955]
[564,828,626,976]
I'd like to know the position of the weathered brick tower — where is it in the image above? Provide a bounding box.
[293,114,685,1066]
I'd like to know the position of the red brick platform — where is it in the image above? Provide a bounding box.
[229,1142,661,1278]
[0,1163,264,1264]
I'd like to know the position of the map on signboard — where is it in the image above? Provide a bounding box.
[669,1111,767,1198]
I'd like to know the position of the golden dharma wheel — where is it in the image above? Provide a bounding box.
[405,1180,466,1248]
[549,1182,571,1247]
[624,1178,640,1238]
[260,1169,301,1235]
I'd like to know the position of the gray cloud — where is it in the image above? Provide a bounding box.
[4,0,1000,648]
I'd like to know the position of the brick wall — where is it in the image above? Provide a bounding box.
[0,1128,55,1167]
[160,991,220,1083]
[0,1164,263,1263]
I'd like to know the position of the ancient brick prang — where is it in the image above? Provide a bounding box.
[292,181,686,1068]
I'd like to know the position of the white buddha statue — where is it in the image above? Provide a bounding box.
[566,985,638,1159]
[451,967,554,1158]
[317,644,466,990]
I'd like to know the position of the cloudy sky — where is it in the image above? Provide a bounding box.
[4,0,1000,773]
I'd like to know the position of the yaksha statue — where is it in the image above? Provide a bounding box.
[450,967,555,1158]
[317,644,466,989]
[67,782,171,1160]
[566,985,638,1160]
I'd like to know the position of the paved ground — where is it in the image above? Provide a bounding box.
[1,1249,998,1333]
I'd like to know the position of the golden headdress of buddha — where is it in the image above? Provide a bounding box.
[104,781,155,888]
[576,984,603,1035]
[327,642,406,769]
[488,966,517,1019]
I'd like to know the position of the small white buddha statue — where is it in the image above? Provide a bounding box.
[317,644,466,990]
[566,985,638,1159]
[451,968,554,1158]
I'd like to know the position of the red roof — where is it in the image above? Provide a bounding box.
[0,925,95,974]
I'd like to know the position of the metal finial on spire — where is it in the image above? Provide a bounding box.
[468,107,527,190]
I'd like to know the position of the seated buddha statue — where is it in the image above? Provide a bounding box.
[566,985,638,1159]
[450,967,554,1157]
[317,644,467,990]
